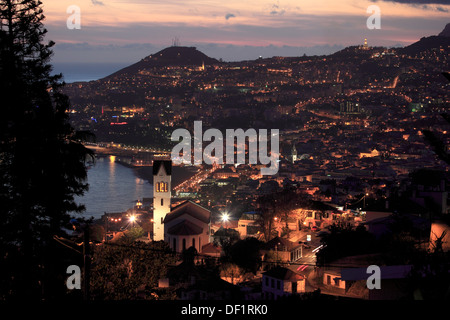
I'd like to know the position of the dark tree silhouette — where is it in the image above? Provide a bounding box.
[316,223,378,267]
[0,0,94,300]
[257,186,305,240]
[222,237,263,274]
[257,192,279,241]
[90,240,177,300]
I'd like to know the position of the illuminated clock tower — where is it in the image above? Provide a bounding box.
[153,160,172,241]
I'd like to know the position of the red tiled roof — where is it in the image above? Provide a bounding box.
[201,243,222,254]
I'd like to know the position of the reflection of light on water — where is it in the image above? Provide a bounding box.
[109,156,116,186]
[75,159,153,220]
[135,177,145,184]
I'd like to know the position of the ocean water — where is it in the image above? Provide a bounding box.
[52,62,129,83]
[73,157,153,220]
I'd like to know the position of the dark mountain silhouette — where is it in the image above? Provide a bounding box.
[438,23,450,37]
[106,46,220,79]
[84,23,449,83]
[398,22,450,56]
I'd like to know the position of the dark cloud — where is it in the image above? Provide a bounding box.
[411,3,449,12]
[225,13,236,20]
[371,0,449,12]
[91,0,105,5]
[371,0,450,4]
[270,4,285,15]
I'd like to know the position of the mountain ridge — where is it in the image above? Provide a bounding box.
[99,22,449,81]
[106,46,220,79]
[438,23,450,37]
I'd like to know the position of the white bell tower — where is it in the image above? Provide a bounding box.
[153,160,172,241]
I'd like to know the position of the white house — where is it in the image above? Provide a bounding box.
[237,211,261,239]
[262,266,305,300]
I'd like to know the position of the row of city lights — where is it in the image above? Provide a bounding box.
[109,215,137,223]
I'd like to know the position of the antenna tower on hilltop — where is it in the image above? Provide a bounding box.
[172,37,181,47]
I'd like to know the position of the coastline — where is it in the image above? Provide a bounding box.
[133,165,199,188]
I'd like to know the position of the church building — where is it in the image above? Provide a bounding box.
[153,160,211,253]
[164,200,211,253]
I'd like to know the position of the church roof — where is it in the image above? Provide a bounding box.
[167,220,203,235]
[153,160,172,175]
[164,200,211,224]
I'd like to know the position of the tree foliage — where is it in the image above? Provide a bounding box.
[90,239,177,300]
[0,0,93,299]
[222,237,263,274]
[219,263,243,284]
[316,223,378,266]
[257,186,306,240]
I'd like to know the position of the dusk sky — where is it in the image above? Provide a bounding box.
[43,0,449,65]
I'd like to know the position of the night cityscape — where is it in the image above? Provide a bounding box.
[0,0,449,312]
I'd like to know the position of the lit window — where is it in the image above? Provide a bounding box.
[157,182,168,193]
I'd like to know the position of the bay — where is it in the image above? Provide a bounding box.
[74,156,153,220]
[52,62,128,83]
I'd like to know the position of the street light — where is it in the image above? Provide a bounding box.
[222,212,230,222]
[149,218,154,240]
[363,193,369,208]
[221,212,229,222]
[221,212,229,228]
[129,215,136,227]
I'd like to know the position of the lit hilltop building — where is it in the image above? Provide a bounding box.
[153,160,212,253]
